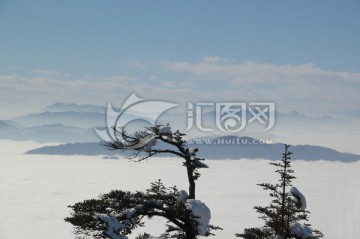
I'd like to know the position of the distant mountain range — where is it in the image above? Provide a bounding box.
[43,102,106,113]
[0,103,151,143]
[1,102,360,146]
[187,136,360,162]
[13,111,105,128]
[25,136,360,162]
[0,120,98,143]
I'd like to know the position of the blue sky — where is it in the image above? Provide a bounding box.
[0,0,359,118]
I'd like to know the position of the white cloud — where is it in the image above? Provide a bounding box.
[162,58,360,83]
[128,60,147,70]
[0,75,138,118]
[202,56,230,64]
[160,58,360,114]
[160,81,176,88]
[149,75,158,81]
[101,76,137,83]
[33,69,59,76]
[1,58,359,118]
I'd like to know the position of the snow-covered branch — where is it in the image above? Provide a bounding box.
[290,187,307,210]
[66,180,217,239]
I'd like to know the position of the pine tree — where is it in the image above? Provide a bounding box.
[65,124,221,239]
[236,145,323,239]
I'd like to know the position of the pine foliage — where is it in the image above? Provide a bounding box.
[65,125,220,239]
[236,145,323,239]
[65,180,202,239]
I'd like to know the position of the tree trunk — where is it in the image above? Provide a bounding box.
[188,177,196,199]
[281,145,289,238]
[185,222,197,239]
[185,157,196,199]
[185,229,196,239]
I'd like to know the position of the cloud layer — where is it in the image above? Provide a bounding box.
[1,57,359,118]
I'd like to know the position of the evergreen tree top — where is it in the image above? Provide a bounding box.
[236,145,324,239]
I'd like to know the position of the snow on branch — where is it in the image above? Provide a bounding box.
[290,187,307,210]
[159,125,172,135]
[290,222,313,238]
[186,199,211,236]
[95,214,127,239]
[177,190,189,202]
[66,180,219,238]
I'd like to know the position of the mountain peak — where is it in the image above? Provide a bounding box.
[288,111,306,118]
[43,102,105,113]
[50,102,77,107]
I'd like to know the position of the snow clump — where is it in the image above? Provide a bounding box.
[177,190,189,202]
[159,125,172,135]
[185,199,211,236]
[290,222,313,238]
[290,187,307,210]
[95,214,126,239]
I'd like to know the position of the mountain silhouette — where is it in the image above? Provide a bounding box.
[25,136,360,162]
